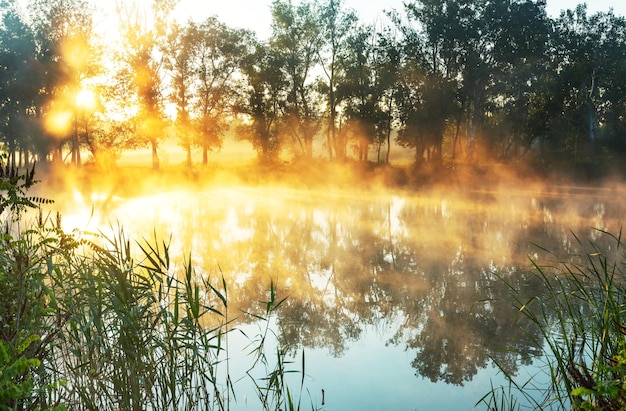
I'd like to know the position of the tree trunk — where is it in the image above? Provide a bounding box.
[386,130,391,164]
[588,71,596,142]
[452,116,461,159]
[72,118,79,165]
[468,90,480,161]
[151,139,159,170]
[587,101,595,142]
[385,97,393,164]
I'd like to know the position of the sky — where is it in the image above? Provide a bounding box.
[170,0,626,39]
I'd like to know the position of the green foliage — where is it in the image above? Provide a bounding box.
[3,0,626,169]
[0,336,40,409]
[570,338,626,410]
[0,335,65,411]
[46,228,317,410]
[0,153,317,410]
[0,155,46,217]
[0,160,66,411]
[481,229,626,410]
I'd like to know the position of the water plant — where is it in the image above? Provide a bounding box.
[0,158,65,411]
[0,160,316,410]
[480,229,626,410]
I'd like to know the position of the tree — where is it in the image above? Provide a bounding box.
[193,19,251,165]
[116,0,177,170]
[237,39,285,161]
[395,68,448,164]
[270,0,323,159]
[337,24,378,161]
[317,0,357,160]
[550,6,626,158]
[596,13,626,153]
[162,18,250,166]
[338,22,402,163]
[395,0,466,165]
[398,0,554,165]
[164,21,197,166]
[0,3,39,168]
[372,25,401,164]
[482,0,552,159]
[28,0,96,165]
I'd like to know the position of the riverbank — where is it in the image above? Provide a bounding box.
[33,152,626,210]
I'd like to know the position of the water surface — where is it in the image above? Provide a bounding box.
[51,179,626,410]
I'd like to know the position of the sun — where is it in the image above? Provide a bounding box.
[75,87,97,112]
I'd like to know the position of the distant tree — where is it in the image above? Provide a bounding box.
[84,119,136,166]
[164,21,197,166]
[116,0,177,170]
[395,68,448,164]
[549,6,626,158]
[482,0,552,159]
[237,39,285,161]
[84,64,147,165]
[595,13,626,153]
[317,0,357,160]
[372,25,401,164]
[552,5,598,154]
[338,22,401,164]
[193,19,252,165]
[397,0,556,165]
[270,0,323,159]
[28,0,95,165]
[1,0,625,173]
[337,24,378,161]
[162,18,252,166]
[0,4,39,168]
[396,0,463,165]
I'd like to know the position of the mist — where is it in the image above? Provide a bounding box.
[3,0,626,408]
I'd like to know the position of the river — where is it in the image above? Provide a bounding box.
[43,171,626,410]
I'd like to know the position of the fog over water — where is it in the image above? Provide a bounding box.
[36,164,626,410]
[2,0,625,406]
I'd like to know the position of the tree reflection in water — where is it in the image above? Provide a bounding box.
[57,183,624,387]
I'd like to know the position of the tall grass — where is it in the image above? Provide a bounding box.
[480,229,626,410]
[238,281,309,411]
[49,227,234,410]
[0,163,316,411]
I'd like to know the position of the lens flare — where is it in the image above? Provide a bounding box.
[45,110,73,137]
[76,88,97,112]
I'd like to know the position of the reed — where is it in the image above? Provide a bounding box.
[0,164,316,411]
[479,229,626,410]
[239,280,309,411]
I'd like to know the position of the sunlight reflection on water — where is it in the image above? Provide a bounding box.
[47,181,625,410]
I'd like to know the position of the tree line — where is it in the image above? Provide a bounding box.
[0,0,625,171]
